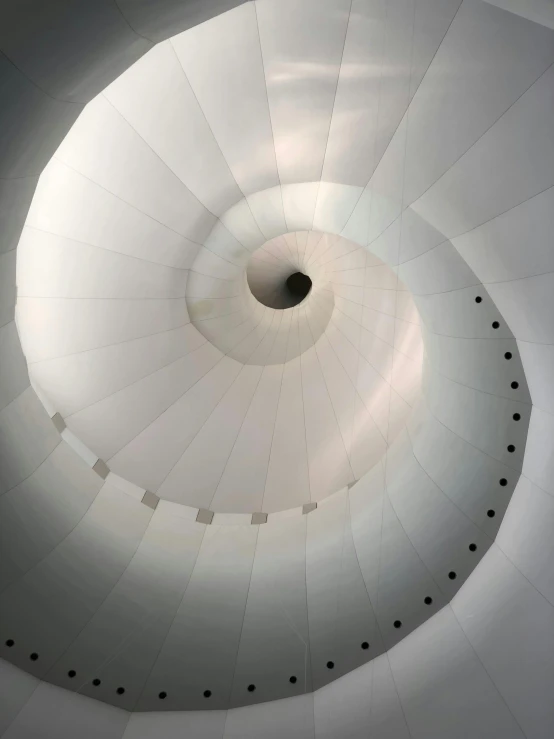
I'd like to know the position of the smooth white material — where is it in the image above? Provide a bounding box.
[1,0,553,736]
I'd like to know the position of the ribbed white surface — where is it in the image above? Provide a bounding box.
[1,0,553,736]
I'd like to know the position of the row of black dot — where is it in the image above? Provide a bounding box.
[2,508,500,700]
[2,492,505,699]
[1,553,478,700]
[482,292,517,512]
[476,299,521,439]
[482,311,520,386]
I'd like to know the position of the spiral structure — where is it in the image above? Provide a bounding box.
[1,1,554,737]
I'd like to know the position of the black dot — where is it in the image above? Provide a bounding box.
[499,478,508,487]
[393,620,402,629]
[92,679,101,687]
[247,684,256,692]
[504,352,512,360]
[513,413,521,421]
[511,381,519,389]
[68,670,76,678]
[116,687,125,695]
[487,509,496,518]
[5,639,14,647]
[507,444,515,453]
[361,641,370,650]
[448,571,457,580]
[289,676,297,684]
[424,596,433,605]
[203,690,211,698]
[469,543,477,552]
[475,296,482,303]
[159,692,167,700]
[492,321,500,329]
[30,653,38,661]
[326,661,335,669]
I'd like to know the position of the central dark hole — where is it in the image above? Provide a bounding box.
[286,272,312,302]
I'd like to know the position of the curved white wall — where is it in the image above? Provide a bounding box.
[1,0,553,737]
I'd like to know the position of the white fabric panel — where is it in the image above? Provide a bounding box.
[17,228,189,300]
[403,0,554,206]
[483,0,554,31]
[0,55,82,179]
[306,492,380,689]
[263,355,311,511]
[522,406,554,496]
[67,343,224,464]
[54,94,215,237]
[212,364,283,512]
[48,506,205,711]
[224,695,315,739]
[171,3,279,195]
[16,297,190,364]
[2,681,128,739]
[0,388,60,495]
[230,515,311,705]
[0,250,16,329]
[0,484,152,674]
[412,61,554,238]
[451,186,554,284]
[27,159,202,268]
[407,402,519,532]
[256,0,351,184]
[452,544,554,739]
[0,321,29,412]
[140,525,258,710]
[123,711,226,739]
[246,187,288,240]
[496,476,554,605]
[110,352,237,495]
[158,365,263,510]
[0,442,102,591]
[0,660,39,736]
[388,606,525,739]
[103,41,243,216]
[28,325,206,419]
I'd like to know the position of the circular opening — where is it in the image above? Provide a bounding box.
[289,676,297,684]
[507,444,515,453]
[393,620,402,629]
[247,684,256,692]
[203,690,211,698]
[247,255,315,310]
[5,639,14,647]
[511,381,519,389]
[68,670,76,678]
[475,296,482,303]
[448,571,457,580]
[424,596,433,605]
[492,321,500,329]
[285,272,312,301]
[487,509,496,518]
[500,478,508,486]
[326,661,335,669]
[116,687,125,695]
[92,679,101,687]
[30,652,39,661]
[159,692,167,700]
[505,352,512,360]
[513,412,521,421]
[361,641,370,650]
[469,543,477,552]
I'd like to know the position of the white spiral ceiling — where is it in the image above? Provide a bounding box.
[0,0,554,738]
